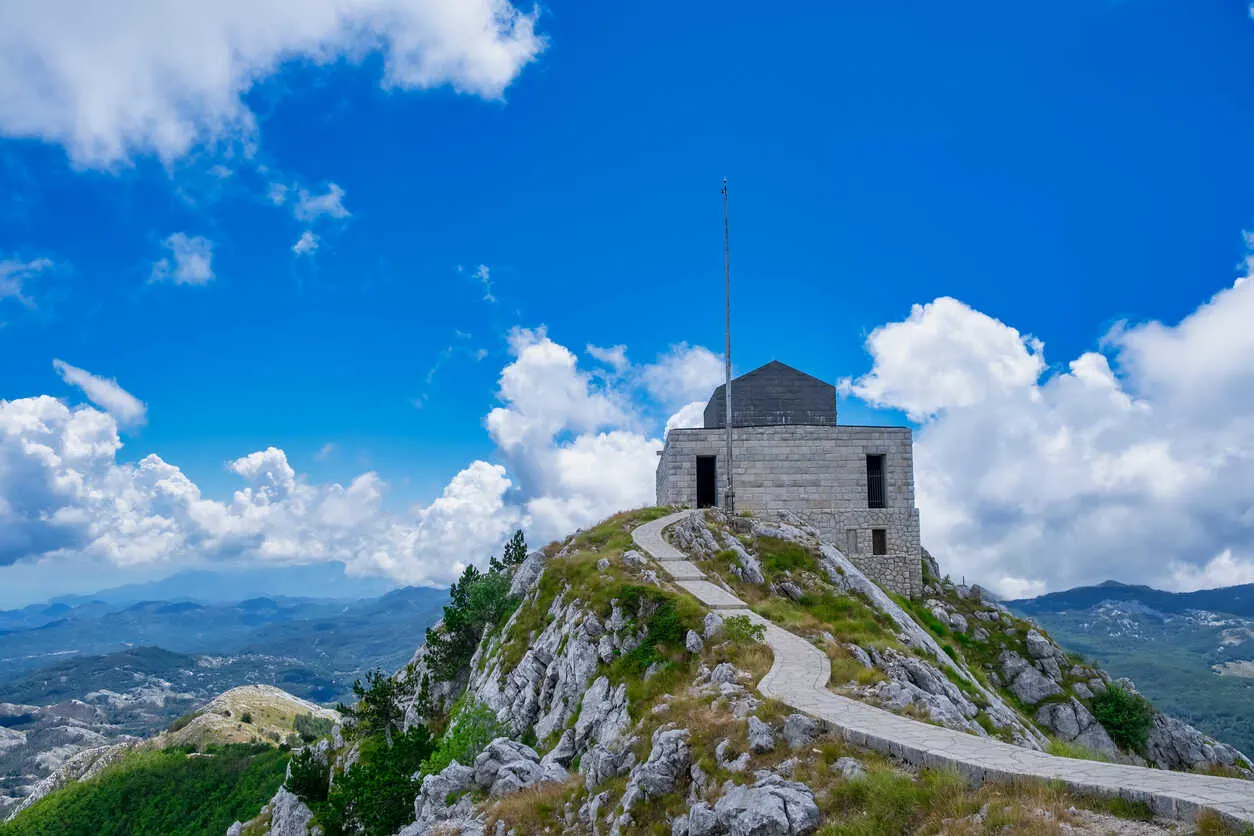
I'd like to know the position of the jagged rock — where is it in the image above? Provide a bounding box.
[866,647,982,734]
[708,663,740,685]
[578,790,610,830]
[711,774,820,836]
[255,787,315,836]
[781,714,818,750]
[671,513,722,559]
[1087,677,1107,696]
[845,644,873,669]
[622,549,648,567]
[1025,630,1054,660]
[921,547,941,580]
[1009,666,1063,705]
[1145,713,1252,774]
[583,615,606,639]
[747,716,775,754]
[574,676,631,750]
[704,612,725,639]
[771,581,803,602]
[1034,699,1118,758]
[715,739,750,772]
[597,558,611,570]
[971,627,989,643]
[508,551,547,597]
[948,613,968,634]
[687,802,717,836]
[473,737,565,796]
[580,743,636,790]
[1072,682,1093,700]
[542,728,576,767]
[689,763,710,804]
[720,532,766,585]
[612,726,691,834]
[1038,656,1063,682]
[686,630,705,653]
[227,822,243,836]
[830,756,866,780]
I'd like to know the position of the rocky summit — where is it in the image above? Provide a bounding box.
[6,509,1251,835]
[209,508,1251,836]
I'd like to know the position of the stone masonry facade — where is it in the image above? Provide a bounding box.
[655,362,923,597]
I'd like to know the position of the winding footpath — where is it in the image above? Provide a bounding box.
[632,510,1254,826]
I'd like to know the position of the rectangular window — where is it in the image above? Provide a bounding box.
[872,529,888,556]
[866,454,886,509]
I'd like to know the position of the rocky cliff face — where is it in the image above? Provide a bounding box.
[234,508,1252,836]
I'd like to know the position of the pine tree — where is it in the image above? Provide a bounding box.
[503,529,528,567]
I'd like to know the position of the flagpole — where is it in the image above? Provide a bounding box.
[722,178,735,513]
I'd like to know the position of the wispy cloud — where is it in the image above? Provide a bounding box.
[292,230,319,256]
[52,359,147,427]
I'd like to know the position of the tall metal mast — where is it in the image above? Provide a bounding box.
[722,178,735,513]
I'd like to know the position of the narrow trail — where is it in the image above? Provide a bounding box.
[632,510,1254,826]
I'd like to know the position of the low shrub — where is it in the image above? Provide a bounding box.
[1090,684,1154,754]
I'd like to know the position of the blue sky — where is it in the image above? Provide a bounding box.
[3,0,1254,606]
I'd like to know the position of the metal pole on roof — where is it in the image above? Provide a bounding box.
[722,178,735,513]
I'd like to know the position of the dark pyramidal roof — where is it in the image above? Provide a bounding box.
[703,360,837,429]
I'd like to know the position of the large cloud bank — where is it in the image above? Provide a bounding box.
[0,0,545,165]
[0,333,721,587]
[847,279,1254,597]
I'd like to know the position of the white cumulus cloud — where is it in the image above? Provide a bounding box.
[150,233,214,286]
[0,0,546,166]
[52,359,147,427]
[848,278,1254,597]
[0,329,723,592]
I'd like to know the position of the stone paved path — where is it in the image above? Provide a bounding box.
[632,510,1254,826]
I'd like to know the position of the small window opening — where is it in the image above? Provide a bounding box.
[866,454,886,509]
[872,529,888,556]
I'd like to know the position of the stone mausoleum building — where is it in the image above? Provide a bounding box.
[656,361,923,597]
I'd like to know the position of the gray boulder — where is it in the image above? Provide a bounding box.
[687,630,705,653]
[1145,713,1252,774]
[473,738,549,796]
[1034,699,1118,758]
[1009,666,1063,705]
[711,775,820,836]
[1025,629,1054,660]
[580,742,635,790]
[412,761,476,827]
[704,612,726,639]
[612,726,691,833]
[508,551,547,597]
[264,788,315,836]
[830,756,866,780]
[781,714,818,750]
[747,716,775,754]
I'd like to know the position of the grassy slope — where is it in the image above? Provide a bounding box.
[0,744,288,836]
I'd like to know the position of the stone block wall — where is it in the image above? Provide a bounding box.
[656,425,922,597]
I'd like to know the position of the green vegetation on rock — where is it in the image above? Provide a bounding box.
[1090,684,1154,754]
[0,745,288,836]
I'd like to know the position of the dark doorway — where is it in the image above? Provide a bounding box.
[872,529,888,555]
[696,456,717,508]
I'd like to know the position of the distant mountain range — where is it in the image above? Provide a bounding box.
[0,582,448,815]
[1009,580,1254,756]
[1011,579,1254,618]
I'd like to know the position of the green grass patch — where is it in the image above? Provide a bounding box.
[1045,739,1111,763]
[755,537,817,575]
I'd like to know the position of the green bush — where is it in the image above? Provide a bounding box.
[424,564,516,683]
[240,712,253,724]
[287,748,330,803]
[1091,684,1154,754]
[294,713,335,743]
[319,727,436,836]
[420,701,508,777]
[1,744,287,836]
[723,614,765,644]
